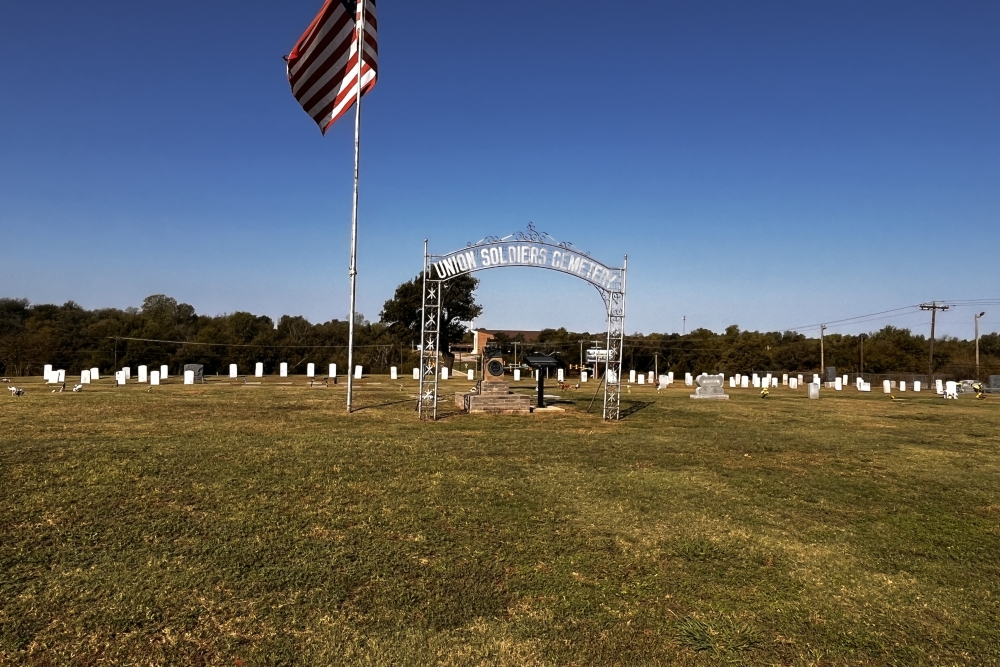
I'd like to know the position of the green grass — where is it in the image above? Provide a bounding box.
[2,376,999,665]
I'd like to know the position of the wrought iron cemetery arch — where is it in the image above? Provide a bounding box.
[418,223,627,420]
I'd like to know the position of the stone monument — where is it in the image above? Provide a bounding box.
[456,349,531,414]
[690,373,729,400]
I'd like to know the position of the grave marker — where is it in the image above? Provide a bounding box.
[329,363,337,378]
[741,376,749,389]
[256,363,264,377]
[160,365,168,380]
[900,381,906,392]
[557,368,564,382]
[835,377,842,391]
[789,377,798,389]
[150,371,160,386]
[883,380,891,393]
[123,367,131,380]
[808,383,820,399]
[467,369,474,380]
[355,365,363,379]
[90,368,100,381]
[306,363,315,378]
[782,374,788,385]
[581,371,588,382]
[184,370,194,385]
[441,367,449,380]
[280,363,288,378]
[412,368,420,380]
[513,369,521,382]
[116,371,126,386]
[638,375,645,385]
[914,381,921,392]
[137,365,147,383]
[691,374,729,400]
[230,364,238,379]
[391,367,398,380]
[936,379,944,394]
[43,364,53,382]
[629,370,637,383]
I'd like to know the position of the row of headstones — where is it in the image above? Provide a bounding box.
[626,370,676,386]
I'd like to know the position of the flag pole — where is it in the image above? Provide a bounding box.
[346,0,366,413]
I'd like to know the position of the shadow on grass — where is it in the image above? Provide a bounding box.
[351,398,414,413]
[619,401,655,418]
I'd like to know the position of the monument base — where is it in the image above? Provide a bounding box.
[455,381,531,415]
[689,373,729,400]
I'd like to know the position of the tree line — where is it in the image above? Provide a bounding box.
[1,284,997,380]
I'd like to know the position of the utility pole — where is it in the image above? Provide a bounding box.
[920,302,950,378]
[859,333,867,374]
[976,311,986,380]
[654,352,658,380]
[682,316,686,335]
[820,324,826,378]
[579,340,584,375]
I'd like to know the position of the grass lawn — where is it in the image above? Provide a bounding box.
[2,375,999,665]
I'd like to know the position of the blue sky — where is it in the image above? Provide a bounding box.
[1,1,997,339]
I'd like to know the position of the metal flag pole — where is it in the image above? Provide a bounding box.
[346,0,367,413]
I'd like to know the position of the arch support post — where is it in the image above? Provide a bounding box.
[418,240,442,420]
[602,255,626,421]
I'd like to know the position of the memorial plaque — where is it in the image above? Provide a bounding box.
[691,373,729,400]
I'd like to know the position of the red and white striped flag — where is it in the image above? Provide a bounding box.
[286,0,378,134]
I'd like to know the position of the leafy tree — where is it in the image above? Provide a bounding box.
[379,273,482,366]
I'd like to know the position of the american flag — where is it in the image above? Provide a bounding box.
[286,0,378,134]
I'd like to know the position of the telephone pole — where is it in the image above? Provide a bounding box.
[820,324,826,378]
[975,311,986,380]
[859,333,867,374]
[682,316,686,335]
[920,302,950,378]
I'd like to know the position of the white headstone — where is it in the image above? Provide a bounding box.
[581,371,588,382]
[160,365,168,379]
[440,366,449,380]
[255,362,264,377]
[81,370,91,384]
[629,370,637,383]
[735,373,741,383]
[835,377,843,391]
[741,376,749,389]
[184,370,195,385]
[861,382,871,392]
[782,374,788,385]
[57,369,66,383]
[789,377,798,389]
[355,365,363,379]
[899,381,906,392]
[124,367,131,380]
[659,374,669,387]
[914,381,921,392]
[558,368,564,382]
[230,364,238,378]
[729,377,736,388]
[798,374,804,385]
[47,372,61,385]
[280,363,288,377]
[390,366,398,380]
[936,379,944,394]
[116,371,126,386]
[43,364,53,381]
[467,369,474,380]
[514,369,521,382]
[638,375,645,385]
[150,371,160,386]
[842,374,848,385]
[883,380,891,393]
[90,367,100,381]
[306,363,315,378]
[413,368,420,380]
[667,372,674,383]
[813,374,820,385]
[752,376,761,388]
[137,365,147,383]
[329,363,337,378]
[772,377,778,388]
[808,383,820,399]
[685,373,693,386]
